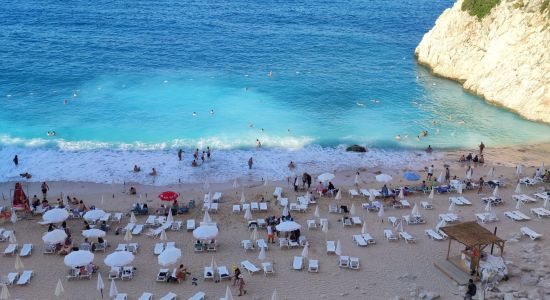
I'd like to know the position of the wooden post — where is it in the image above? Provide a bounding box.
[446,238,451,260]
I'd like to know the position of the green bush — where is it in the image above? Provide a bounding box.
[541,0,549,14]
[461,0,501,19]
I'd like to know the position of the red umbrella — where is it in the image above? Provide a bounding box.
[158,191,179,201]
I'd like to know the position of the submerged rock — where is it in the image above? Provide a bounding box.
[346,145,367,152]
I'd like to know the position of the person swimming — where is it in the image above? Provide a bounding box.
[248,123,254,128]
[267,70,273,77]
[256,139,262,148]
[209,110,214,115]
[356,102,365,107]
[47,131,56,136]
[395,135,401,141]
[192,112,197,117]
[420,130,428,137]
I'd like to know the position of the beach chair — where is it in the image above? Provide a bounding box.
[16,270,33,285]
[308,259,319,272]
[338,256,350,268]
[66,268,79,280]
[504,211,522,221]
[170,221,182,231]
[218,266,230,280]
[534,192,550,201]
[349,257,360,270]
[274,187,282,198]
[132,224,144,235]
[361,233,376,244]
[203,265,214,280]
[348,189,359,198]
[0,230,13,242]
[155,268,169,282]
[387,216,398,226]
[208,202,218,213]
[458,197,472,205]
[145,216,156,227]
[128,243,139,253]
[256,239,268,250]
[212,192,222,202]
[242,203,250,212]
[257,218,267,228]
[420,201,433,209]
[251,202,259,211]
[123,223,136,233]
[188,292,206,300]
[109,267,122,280]
[115,294,128,300]
[520,227,542,240]
[320,218,328,229]
[351,217,362,226]
[113,212,123,223]
[138,292,153,300]
[241,260,260,274]
[186,219,195,231]
[342,217,352,227]
[329,204,338,213]
[116,244,127,251]
[259,202,268,211]
[289,203,299,212]
[425,229,444,241]
[20,243,32,257]
[159,292,177,300]
[392,201,402,209]
[43,243,56,254]
[513,194,537,203]
[307,219,317,230]
[360,189,371,197]
[531,207,550,218]
[293,256,304,270]
[5,273,18,286]
[278,238,289,248]
[514,210,531,220]
[242,240,254,251]
[3,243,17,256]
[206,241,216,252]
[232,205,241,213]
[261,261,275,276]
[299,236,308,247]
[384,229,397,241]
[326,241,336,254]
[353,235,367,247]
[154,243,165,255]
[399,231,416,243]
[94,240,107,252]
[400,200,411,208]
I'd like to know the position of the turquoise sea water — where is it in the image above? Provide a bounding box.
[1,0,549,184]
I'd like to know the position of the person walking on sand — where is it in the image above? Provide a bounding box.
[237,274,247,296]
[13,155,18,166]
[41,182,49,200]
[445,167,450,183]
[248,157,253,169]
[477,177,484,193]
[207,146,211,160]
[178,149,183,161]
[479,142,485,155]
[464,279,477,299]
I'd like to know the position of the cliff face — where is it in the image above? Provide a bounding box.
[415,0,550,123]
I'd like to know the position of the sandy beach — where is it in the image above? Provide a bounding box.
[1,144,549,300]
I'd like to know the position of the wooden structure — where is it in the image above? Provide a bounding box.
[440,221,505,278]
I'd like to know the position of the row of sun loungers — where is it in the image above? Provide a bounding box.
[513,194,537,203]
[232,202,269,213]
[117,291,205,300]
[504,210,531,221]
[475,213,499,223]
[449,196,472,206]
[3,270,33,286]
[482,196,504,205]
[531,207,550,218]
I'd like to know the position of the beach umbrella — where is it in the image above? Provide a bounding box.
[123,229,132,242]
[233,179,239,189]
[166,209,174,224]
[515,199,523,210]
[487,167,495,177]
[10,209,17,224]
[159,229,168,241]
[484,201,491,212]
[244,207,252,221]
[403,171,420,181]
[361,222,367,234]
[428,189,434,200]
[397,220,404,232]
[129,212,137,224]
[492,186,499,197]
[282,206,289,217]
[354,173,360,185]
[516,165,523,175]
[318,173,335,182]
[544,198,548,208]
[448,202,455,212]
[541,162,546,173]
[240,192,246,203]
[97,273,105,298]
[321,222,328,233]
[158,247,182,266]
[275,221,301,232]
[435,219,446,231]
[42,229,68,244]
[377,205,384,219]
[104,251,134,267]
[193,225,218,240]
[158,191,179,201]
[264,175,268,186]
[335,240,342,256]
[457,183,463,195]
[203,210,212,224]
[9,231,16,244]
[335,190,342,200]
[64,250,94,267]
[314,206,320,218]
[210,257,218,275]
[376,174,392,183]
[250,228,258,241]
[258,246,266,261]
[411,204,419,217]
[398,188,405,199]
[15,255,24,272]
[437,172,444,183]
[350,203,356,215]
[369,190,375,202]
[109,279,118,298]
[101,195,104,206]
[0,284,9,300]
[204,180,210,192]
[514,183,522,194]
[83,209,106,222]
[55,278,64,297]
[466,169,472,180]
[42,208,69,224]
[224,285,234,300]
[271,289,278,300]
[82,229,106,239]
[301,243,309,259]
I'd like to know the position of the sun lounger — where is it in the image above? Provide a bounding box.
[130,224,143,235]
[293,256,304,270]
[278,238,289,248]
[307,219,317,229]
[16,270,33,285]
[43,243,56,254]
[188,292,206,300]
[400,200,411,208]
[3,243,17,256]
[5,273,18,286]
[308,259,319,272]
[116,244,127,251]
[261,262,274,276]
[113,212,123,223]
[387,216,398,226]
[115,294,128,300]
[320,218,328,229]
[420,201,433,209]
[232,205,241,213]
[20,243,32,257]
[124,223,136,233]
[449,197,463,205]
[351,217,362,226]
[251,202,259,211]
[274,187,282,198]
[361,233,375,244]
[338,256,350,268]
[0,230,13,242]
[160,292,177,300]
[353,235,367,246]
[519,177,538,185]
[212,192,222,202]
[241,260,260,274]
[277,198,288,207]
[514,210,531,220]
[399,231,416,243]
[328,204,338,213]
[259,202,268,211]
[348,189,359,198]
[218,266,230,280]
[242,203,250,212]
[138,292,153,300]
[349,257,360,270]
[256,239,268,250]
[100,213,111,222]
[342,217,352,227]
[326,240,336,254]
[482,196,503,205]
[360,189,371,197]
[513,194,537,203]
[475,213,498,223]
[531,207,550,218]
[392,201,402,209]
[145,216,156,227]
[457,197,472,205]
[186,219,195,231]
[534,192,550,201]
[203,266,214,280]
[109,267,122,280]
[504,211,524,221]
[154,243,164,255]
[384,229,397,241]
[242,240,254,251]
[521,227,542,240]
[289,203,299,212]
[425,229,444,241]
[93,240,107,252]
[128,243,139,253]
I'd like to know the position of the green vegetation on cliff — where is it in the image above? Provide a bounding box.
[461,0,501,19]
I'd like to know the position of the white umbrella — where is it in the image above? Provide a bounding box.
[448,202,455,212]
[42,208,69,224]
[258,246,266,261]
[0,284,9,300]
[264,175,268,186]
[166,209,174,224]
[130,212,137,224]
[83,210,106,222]
[109,279,118,298]
[55,278,64,297]
[321,222,328,233]
[233,179,239,189]
[240,191,246,204]
[376,174,392,183]
[377,205,384,218]
[437,172,444,183]
[250,228,258,241]
[8,231,16,244]
[435,219,446,231]
[361,222,367,234]
[159,229,168,241]
[104,251,134,267]
[541,162,546,173]
[368,190,375,202]
[42,229,67,244]
[544,198,548,208]
[492,186,499,197]
[204,180,210,191]
[487,167,495,177]
[428,189,434,200]
[282,206,289,217]
[457,183,463,195]
[484,201,491,212]
[158,247,182,266]
[15,255,24,272]
[10,209,17,224]
[516,165,523,175]
[123,229,132,242]
[397,220,404,232]
[271,289,278,300]
[350,203,356,215]
[398,188,404,199]
[318,173,335,182]
[193,225,219,240]
[411,204,419,216]
[97,273,105,298]
[82,229,106,238]
[466,169,472,180]
[514,183,522,194]
[224,285,234,300]
[335,240,342,256]
[275,221,301,232]
[314,206,320,218]
[203,210,212,224]
[64,250,94,267]
[335,190,342,200]
[301,243,309,258]
[515,199,523,210]
[244,207,252,220]
[354,174,360,185]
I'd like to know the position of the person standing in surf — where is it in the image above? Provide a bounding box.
[178,149,183,161]
[13,155,18,166]
[207,147,211,160]
[248,157,253,169]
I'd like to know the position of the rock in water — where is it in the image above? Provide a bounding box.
[346,145,367,152]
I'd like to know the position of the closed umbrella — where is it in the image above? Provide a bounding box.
[159,229,168,241]
[335,240,342,256]
[466,169,472,180]
[240,192,246,204]
[314,206,320,218]
[258,246,266,261]
[544,198,548,208]
[334,190,342,200]
[15,255,24,272]
[361,222,367,234]
[250,228,258,241]
[376,174,392,183]
[233,179,239,189]
[369,190,375,202]
[457,183,463,195]
[514,183,522,194]
[448,202,455,212]
[437,172,444,183]
[275,221,301,232]
[55,278,64,297]
[97,273,105,298]
[129,212,137,224]
[516,165,523,175]
[9,231,16,244]
[0,284,9,300]
[492,186,499,197]
[541,162,546,174]
[158,247,182,266]
[10,209,17,224]
[82,229,106,239]
[350,203,356,215]
[354,174,360,185]
[301,243,309,258]
[83,210,106,222]
[42,208,69,224]
[166,208,173,224]
[397,220,404,232]
[411,204,419,217]
[264,175,268,186]
[104,251,134,267]
[224,285,234,300]
[398,188,404,199]
[64,250,94,267]
[42,229,67,244]
[123,229,132,242]
[282,206,289,217]
[244,207,252,220]
[271,290,278,300]
[377,205,384,219]
[403,172,420,181]
[109,279,118,298]
[435,219,446,231]
[515,199,523,210]
[318,173,334,182]
[487,167,495,177]
[210,257,218,276]
[321,222,328,233]
[203,210,212,224]
[193,225,218,240]
[428,189,434,200]
[484,200,491,212]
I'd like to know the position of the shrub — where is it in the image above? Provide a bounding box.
[461,0,501,19]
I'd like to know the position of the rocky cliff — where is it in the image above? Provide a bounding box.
[415,0,550,123]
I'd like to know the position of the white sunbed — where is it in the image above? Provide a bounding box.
[338,256,350,268]
[242,240,254,251]
[113,212,123,223]
[361,233,376,244]
[351,217,362,226]
[400,200,411,208]
[277,198,288,207]
[251,202,259,211]
[138,292,153,300]
[384,229,397,241]
[420,201,434,209]
[259,202,268,211]
[242,203,251,212]
[241,260,260,274]
[307,220,317,229]
[218,266,230,280]
[328,204,338,213]
[17,270,33,285]
[203,266,214,281]
[0,230,13,242]
[160,292,177,300]
[308,259,319,272]
[124,223,136,233]
[293,256,304,270]
[399,231,416,243]
[504,211,526,221]
[449,197,464,206]
[132,224,144,235]
[261,261,274,276]
[513,194,537,203]
[457,197,472,205]
[274,187,282,198]
[256,239,268,250]
[349,257,360,270]
[116,244,127,251]
[3,243,17,255]
[187,219,195,231]
[154,243,165,255]
[513,210,531,220]
[320,218,328,229]
[188,292,206,300]
[145,216,156,226]
[342,217,352,227]
[425,229,444,241]
[128,243,139,253]
[475,213,498,223]
[232,205,241,213]
[353,235,367,247]
[326,240,336,254]
[360,189,371,197]
[534,192,550,201]
[212,192,222,202]
[20,243,32,257]
[6,272,18,286]
[115,294,128,300]
[387,216,398,226]
[531,207,550,218]
[348,189,359,198]
[520,227,542,240]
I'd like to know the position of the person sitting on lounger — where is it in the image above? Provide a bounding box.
[58,235,73,255]
[327,181,337,196]
[31,195,40,209]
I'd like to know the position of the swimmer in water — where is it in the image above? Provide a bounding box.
[245,87,249,91]
[261,128,264,132]
[267,70,273,77]
[287,128,291,133]
[248,123,254,128]
[436,128,440,134]
[395,135,401,141]
[192,112,197,117]
[64,99,68,105]
[256,139,262,148]
[458,120,465,124]
[209,109,214,115]
[371,99,380,104]
[356,102,365,107]
[47,131,56,136]
[72,91,77,98]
